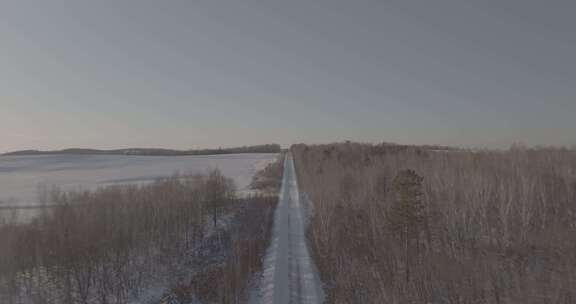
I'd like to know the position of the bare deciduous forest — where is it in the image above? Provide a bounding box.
[292,142,576,304]
[2,0,574,303]
[0,156,284,304]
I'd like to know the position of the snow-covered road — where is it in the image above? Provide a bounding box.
[254,154,324,304]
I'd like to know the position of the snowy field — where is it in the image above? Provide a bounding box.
[0,153,277,207]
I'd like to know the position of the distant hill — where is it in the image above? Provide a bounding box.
[2,144,281,156]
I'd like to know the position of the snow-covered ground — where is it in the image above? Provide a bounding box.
[0,153,276,206]
[0,153,278,303]
[251,155,324,304]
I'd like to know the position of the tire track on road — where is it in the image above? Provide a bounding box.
[254,154,324,304]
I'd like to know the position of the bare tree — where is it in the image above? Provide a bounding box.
[291,142,576,303]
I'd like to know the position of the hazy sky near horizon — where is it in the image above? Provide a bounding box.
[1,0,575,152]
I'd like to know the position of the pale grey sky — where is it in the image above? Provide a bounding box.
[1,0,575,152]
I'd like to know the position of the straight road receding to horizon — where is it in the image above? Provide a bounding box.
[253,154,324,304]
